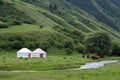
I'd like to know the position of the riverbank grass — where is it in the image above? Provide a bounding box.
[0,61,120,80]
[0,50,94,71]
[0,50,120,71]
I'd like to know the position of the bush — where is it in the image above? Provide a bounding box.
[12,20,22,25]
[55,42,63,49]
[112,43,120,56]
[85,32,112,56]
[66,48,72,55]
[41,42,51,51]
[76,45,85,53]
[0,0,3,5]
[0,22,8,28]
[0,41,6,48]
[11,41,22,49]
[39,25,43,29]
[64,41,74,50]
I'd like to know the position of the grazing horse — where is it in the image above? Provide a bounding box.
[91,55,100,60]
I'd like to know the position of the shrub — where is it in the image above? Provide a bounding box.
[49,3,57,13]
[112,42,120,56]
[12,20,22,25]
[76,45,85,53]
[41,42,51,51]
[0,22,8,28]
[39,25,43,29]
[0,0,3,5]
[55,42,63,49]
[11,41,22,49]
[0,41,6,48]
[85,32,112,56]
[66,48,72,55]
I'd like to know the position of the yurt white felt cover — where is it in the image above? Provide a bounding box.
[31,48,46,58]
[17,48,32,58]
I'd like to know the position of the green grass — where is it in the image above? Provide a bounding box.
[0,50,120,80]
[0,59,120,80]
[0,50,94,71]
[0,24,54,33]
[0,50,120,71]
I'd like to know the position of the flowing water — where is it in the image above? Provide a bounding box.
[80,60,118,69]
[0,60,119,72]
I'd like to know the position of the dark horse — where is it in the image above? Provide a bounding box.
[91,55,100,60]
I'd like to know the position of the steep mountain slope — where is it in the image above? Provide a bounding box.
[21,0,120,38]
[0,0,85,51]
[67,0,120,32]
[0,0,120,52]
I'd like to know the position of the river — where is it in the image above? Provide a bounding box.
[0,60,119,72]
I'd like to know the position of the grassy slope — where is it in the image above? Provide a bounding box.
[20,0,120,40]
[1,0,120,38]
[0,24,54,33]
[0,0,119,48]
[0,0,80,51]
[66,0,120,38]
[0,0,119,40]
[15,0,74,28]
[0,1,120,80]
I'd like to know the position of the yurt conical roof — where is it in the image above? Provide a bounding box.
[17,48,32,53]
[33,48,46,53]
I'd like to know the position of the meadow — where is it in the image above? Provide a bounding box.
[0,24,54,33]
[0,50,119,80]
[0,50,119,71]
[0,59,120,80]
[0,50,92,71]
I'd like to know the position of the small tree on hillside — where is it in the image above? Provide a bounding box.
[112,42,120,56]
[66,48,72,55]
[85,32,112,56]
[49,3,57,13]
[0,22,8,28]
[0,0,3,5]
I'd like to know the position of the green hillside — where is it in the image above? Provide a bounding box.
[21,0,120,38]
[67,0,120,32]
[0,1,120,80]
[0,0,120,52]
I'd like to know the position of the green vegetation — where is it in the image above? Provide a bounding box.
[0,0,120,80]
[85,32,112,56]
[0,21,8,28]
[0,24,53,33]
[67,0,120,32]
[0,50,94,70]
[0,31,76,51]
[0,50,119,71]
[0,0,119,56]
[112,42,120,56]
[0,59,120,80]
[0,0,34,26]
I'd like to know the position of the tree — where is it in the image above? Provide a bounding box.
[11,41,22,49]
[85,32,112,56]
[49,3,57,13]
[0,0,3,5]
[64,41,74,50]
[0,22,8,28]
[112,42,120,56]
[66,48,72,55]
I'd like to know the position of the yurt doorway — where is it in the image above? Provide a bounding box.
[28,53,31,58]
[40,54,43,58]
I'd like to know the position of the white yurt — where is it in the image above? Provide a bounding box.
[17,48,32,58]
[31,48,46,58]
